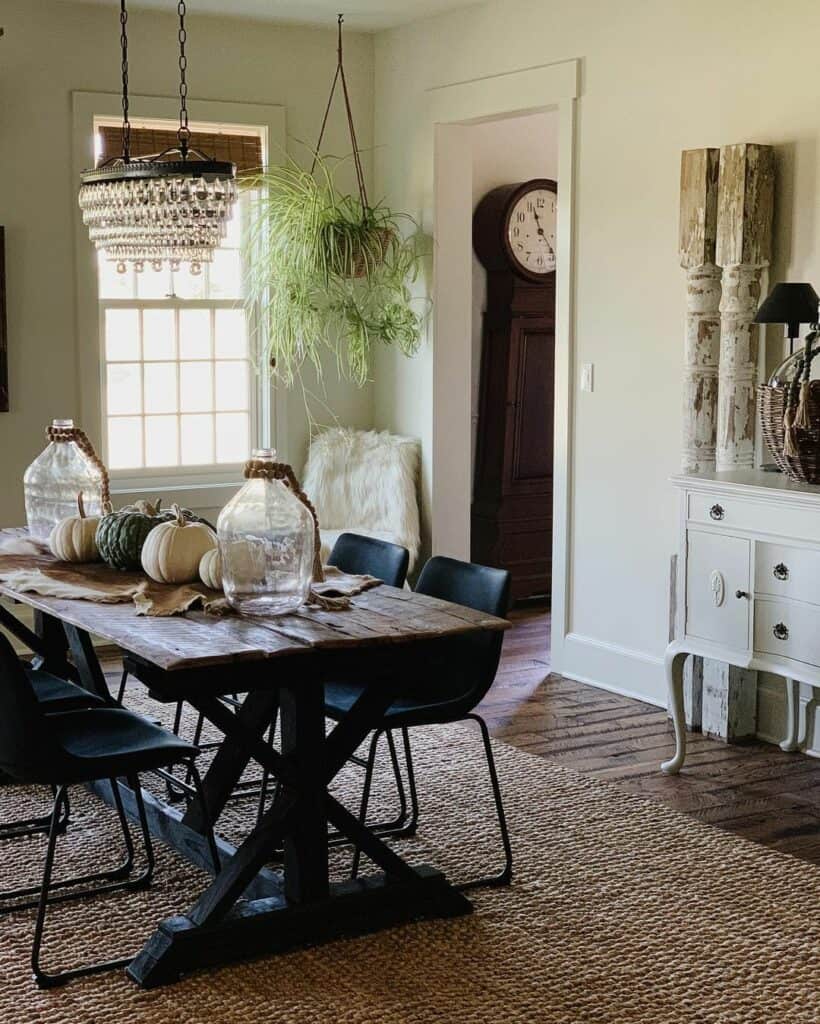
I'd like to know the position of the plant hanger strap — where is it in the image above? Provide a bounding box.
[311,13,369,211]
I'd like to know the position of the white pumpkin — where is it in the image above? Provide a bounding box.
[140,504,217,584]
[49,493,101,563]
[199,547,223,591]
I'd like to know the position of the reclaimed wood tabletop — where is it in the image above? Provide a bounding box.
[0,529,509,672]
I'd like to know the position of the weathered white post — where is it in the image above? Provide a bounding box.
[680,148,721,475]
[716,143,775,470]
[678,148,721,728]
[700,143,775,741]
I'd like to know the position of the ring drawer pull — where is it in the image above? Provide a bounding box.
[709,503,725,521]
[773,563,790,581]
[773,622,790,641]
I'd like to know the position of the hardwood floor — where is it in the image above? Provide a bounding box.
[478,607,820,865]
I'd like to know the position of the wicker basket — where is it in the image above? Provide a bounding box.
[759,380,820,483]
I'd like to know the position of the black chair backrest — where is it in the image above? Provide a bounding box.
[0,630,59,781]
[413,555,511,711]
[328,533,410,589]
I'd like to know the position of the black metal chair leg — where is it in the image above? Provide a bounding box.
[350,729,382,879]
[384,729,408,826]
[397,726,419,837]
[0,781,137,912]
[0,784,70,841]
[255,720,277,827]
[30,782,150,989]
[456,713,513,891]
[163,700,194,802]
[115,668,129,705]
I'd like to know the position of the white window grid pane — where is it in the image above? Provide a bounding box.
[103,304,253,471]
[99,186,259,473]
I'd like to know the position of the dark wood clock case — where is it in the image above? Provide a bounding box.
[471,181,556,602]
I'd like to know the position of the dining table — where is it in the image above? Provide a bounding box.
[0,531,509,988]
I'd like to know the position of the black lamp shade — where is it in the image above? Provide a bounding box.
[754,282,820,336]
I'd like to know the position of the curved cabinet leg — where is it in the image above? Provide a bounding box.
[661,648,689,775]
[780,678,800,753]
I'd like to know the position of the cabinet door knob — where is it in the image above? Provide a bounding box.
[773,622,790,641]
[773,563,790,581]
[709,503,725,521]
[735,590,750,600]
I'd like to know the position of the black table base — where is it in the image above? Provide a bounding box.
[81,642,472,988]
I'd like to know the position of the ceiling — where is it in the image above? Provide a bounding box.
[59,0,482,31]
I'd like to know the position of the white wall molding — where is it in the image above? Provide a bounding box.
[427,58,580,675]
[563,633,666,707]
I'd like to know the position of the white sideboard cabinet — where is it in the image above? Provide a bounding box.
[664,470,820,774]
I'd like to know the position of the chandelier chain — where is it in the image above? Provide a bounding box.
[177,0,190,157]
[120,0,130,161]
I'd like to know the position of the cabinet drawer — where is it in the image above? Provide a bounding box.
[754,599,820,667]
[688,492,820,543]
[754,542,820,606]
[685,530,750,650]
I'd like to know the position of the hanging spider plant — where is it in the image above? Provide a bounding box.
[241,15,428,388]
[243,155,426,387]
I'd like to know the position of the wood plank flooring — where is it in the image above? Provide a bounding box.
[477,607,820,865]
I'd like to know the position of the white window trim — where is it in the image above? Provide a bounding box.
[71,91,287,497]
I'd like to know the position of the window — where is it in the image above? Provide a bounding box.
[96,122,264,475]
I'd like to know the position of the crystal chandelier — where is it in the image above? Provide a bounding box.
[78,0,237,275]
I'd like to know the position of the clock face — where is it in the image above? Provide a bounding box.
[506,187,557,276]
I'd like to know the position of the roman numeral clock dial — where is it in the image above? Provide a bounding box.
[507,188,557,277]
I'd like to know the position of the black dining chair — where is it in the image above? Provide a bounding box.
[0,662,105,841]
[327,532,410,589]
[323,555,512,891]
[0,631,217,988]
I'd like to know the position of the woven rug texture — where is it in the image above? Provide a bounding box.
[0,695,819,1024]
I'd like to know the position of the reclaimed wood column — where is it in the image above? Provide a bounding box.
[678,149,720,728]
[702,143,774,741]
[680,148,721,475]
[715,143,775,470]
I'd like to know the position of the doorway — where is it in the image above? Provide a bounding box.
[469,112,559,625]
[429,59,577,672]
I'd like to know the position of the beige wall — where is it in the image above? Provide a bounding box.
[0,0,375,526]
[372,0,820,705]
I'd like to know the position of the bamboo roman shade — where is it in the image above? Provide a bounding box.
[97,126,263,173]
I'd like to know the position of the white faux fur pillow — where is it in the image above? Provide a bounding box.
[302,428,421,570]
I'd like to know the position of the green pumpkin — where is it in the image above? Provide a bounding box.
[96,499,212,571]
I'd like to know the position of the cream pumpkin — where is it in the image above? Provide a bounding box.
[140,504,217,584]
[199,547,223,591]
[49,493,101,563]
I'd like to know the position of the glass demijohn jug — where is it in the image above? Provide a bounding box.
[24,420,105,539]
[217,449,315,616]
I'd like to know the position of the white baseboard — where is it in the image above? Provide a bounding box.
[561,632,666,708]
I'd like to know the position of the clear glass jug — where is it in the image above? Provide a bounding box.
[24,420,105,539]
[217,449,315,616]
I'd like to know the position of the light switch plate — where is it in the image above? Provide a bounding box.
[581,363,594,393]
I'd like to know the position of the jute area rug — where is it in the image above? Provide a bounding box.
[0,698,819,1024]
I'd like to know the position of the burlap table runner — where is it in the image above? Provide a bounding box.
[0,536,380,618]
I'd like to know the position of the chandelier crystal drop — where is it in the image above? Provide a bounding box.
[78,0,237,275]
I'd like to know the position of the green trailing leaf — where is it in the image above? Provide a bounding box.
[242,152,429,388]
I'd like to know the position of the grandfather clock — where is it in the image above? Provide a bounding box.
[472,178,556,602]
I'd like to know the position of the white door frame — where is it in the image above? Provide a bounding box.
[428,59,579,673]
